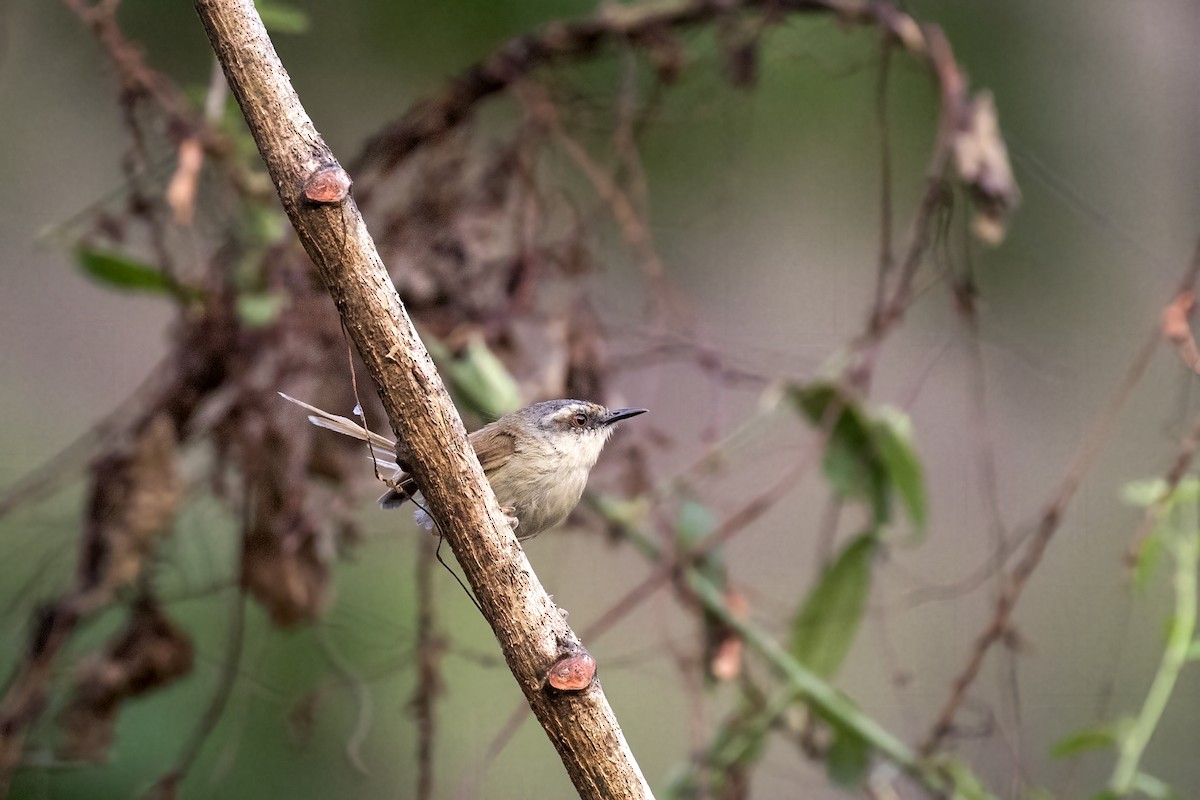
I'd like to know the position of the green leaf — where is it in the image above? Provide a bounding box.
[591,494,647,528]
[1129,772,1180,800]
[77,249,175,295]
[708,710,771,769]
[931,755,1000,800]
[791,383,890,525]
[1133,532,1163,591]
[662,766,701,800]
[240,202,287,247]
[1177,476,1200,505]
[236,292,285,327]
[789,532,877,679]
[664,693,779,799]
[1050,726,1115,758]
[874,407,927,534]
[1121,479,1169,508]
[826,722,870,787]
[677,500,716,546]
[425,334,522,419]
[677,500,725,587]
[1121,477,1200,509]
[255,0,310,33]
[790,385,926,533]
[1186,639,1200,661]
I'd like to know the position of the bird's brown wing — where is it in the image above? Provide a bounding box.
[379,426,515,509]
[471,426,517,476]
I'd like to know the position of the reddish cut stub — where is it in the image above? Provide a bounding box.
[303,166,352,204]
[546,651,596,692]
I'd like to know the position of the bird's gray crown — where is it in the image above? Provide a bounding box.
[523,399,648,433]
[530,400,610,433]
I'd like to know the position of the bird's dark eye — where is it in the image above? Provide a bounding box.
[571,413,588,428]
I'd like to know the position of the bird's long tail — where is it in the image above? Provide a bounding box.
[277,392,399,470]
[278,393,424,517]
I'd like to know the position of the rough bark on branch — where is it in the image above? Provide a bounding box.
[191,1,653,796]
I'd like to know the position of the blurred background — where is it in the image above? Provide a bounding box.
[1,0,1198,798]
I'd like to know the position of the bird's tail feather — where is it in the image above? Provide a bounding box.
[278,392,396,462]
[280,392,418,513]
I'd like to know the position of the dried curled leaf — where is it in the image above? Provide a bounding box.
[165,137,205,224]
[79,414,182,607]
[953,91,1020,244]
[890,13,926,55]
[707,590,746,682]
[57,598,194,762]
[242,524,331,626]
[242,430,332,626]
[1162,291,1200,373]
[1162,291,1195,343]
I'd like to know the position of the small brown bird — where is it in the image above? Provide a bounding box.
[280,394,647,540]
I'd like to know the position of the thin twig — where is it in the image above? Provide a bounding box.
[353,0,841,181]
[519,83,683,324]
[947,215,1025,763]
[316,627,374,776]
[412,535,442,800]
[150,486,249,797]
[872,34,894,317]
[850,20,967,391]
[0,355,172,520]
[920,243,1200,754]
[452,701,530,800]
[1126,413,1200,569]
[920,326,1162,755]
[62,0,228,158]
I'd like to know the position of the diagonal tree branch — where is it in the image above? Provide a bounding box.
[190,1,653,796]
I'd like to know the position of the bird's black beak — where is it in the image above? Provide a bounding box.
[604,407,648,425]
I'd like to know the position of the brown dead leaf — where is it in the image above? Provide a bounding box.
[242,431,332,626]
[953,91,1021,244]
[165,138,204,225]
[1163,291,1200,373]
[57,598,193,762]
[78,414,182,608]
[1163,291,1195,343]
[707,590,748,683]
